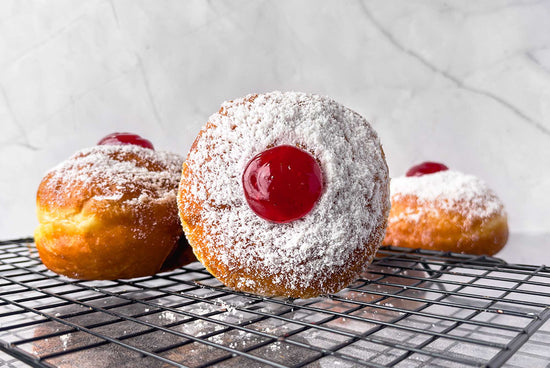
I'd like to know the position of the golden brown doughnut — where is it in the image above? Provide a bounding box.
[35,144,194,280]
[178,91,390,298]
[383,169,508,255]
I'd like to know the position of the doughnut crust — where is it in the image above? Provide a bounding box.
[35,145,192,280]
[383,171,508,255]
[178,92,390,298]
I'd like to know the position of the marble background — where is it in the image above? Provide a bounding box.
[1,0,549,262]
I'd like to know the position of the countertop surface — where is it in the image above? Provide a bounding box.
[494,232,550,266]
[0,237,548,368]
[1,231,549,267]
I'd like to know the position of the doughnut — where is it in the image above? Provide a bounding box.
[177,91,390,298]
[383,162,508,255]
[35,134,195,280]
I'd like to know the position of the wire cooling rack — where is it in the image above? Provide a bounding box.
[0,238,549,368]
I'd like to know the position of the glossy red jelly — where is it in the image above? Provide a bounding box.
[98,132,154,150]
[242,145,323,223]
[406,161,449,177]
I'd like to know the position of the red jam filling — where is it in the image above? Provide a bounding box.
[98,132,154,150]
[406,161,449,177]
[242,145,323,223]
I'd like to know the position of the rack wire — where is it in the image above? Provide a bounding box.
[0,238,548,368]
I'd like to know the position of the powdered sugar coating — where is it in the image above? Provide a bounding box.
[390,170,505,221]
[41,145,183,209]
[35,144,187,280]
[180,91,390,296]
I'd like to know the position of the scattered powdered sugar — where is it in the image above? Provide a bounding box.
[42,145,183,208]
[59,333,71,350]
[158,311,178,323]
[390,170,505,219]
[181,91,390,293]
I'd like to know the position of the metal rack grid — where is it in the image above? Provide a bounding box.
[0,238,549,368]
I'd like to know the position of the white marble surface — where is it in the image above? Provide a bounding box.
[1,0,549,263]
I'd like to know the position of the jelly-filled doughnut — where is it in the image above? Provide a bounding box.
[383,163,508,255]
[35,133,195,280]
[178,91,390,298]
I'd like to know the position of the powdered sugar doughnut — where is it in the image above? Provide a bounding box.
[383,170,508,255]
[35,144,195,280]
[178,91,390,298]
